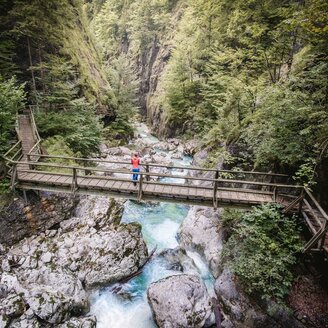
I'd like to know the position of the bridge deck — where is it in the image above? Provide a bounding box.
[17,171,273,207]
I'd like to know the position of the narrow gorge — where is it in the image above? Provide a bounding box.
[1,0,328,328]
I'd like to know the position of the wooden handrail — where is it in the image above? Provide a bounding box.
[3,140,21,160]
[27,153,289,177]
[304,188,328,221]
[28,139,42,155]
[10,160,302,189]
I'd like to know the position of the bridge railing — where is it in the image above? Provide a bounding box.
[6,155,328,253]
[22,153,290,181]
[301,188,328,252]
[27,105,42,162]
[2,140,23,177]
[10,158,299,200]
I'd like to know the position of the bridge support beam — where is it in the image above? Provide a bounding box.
[138,174,143,201]
[22,190,28,205]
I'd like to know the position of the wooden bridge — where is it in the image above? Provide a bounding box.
[3,107,328,254]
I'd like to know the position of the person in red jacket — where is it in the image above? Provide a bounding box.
[131,153,140,186]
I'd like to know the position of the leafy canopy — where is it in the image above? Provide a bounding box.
[223,204,303,302]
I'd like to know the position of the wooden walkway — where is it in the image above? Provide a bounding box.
[3,107,328,254]
[16,170,274,207]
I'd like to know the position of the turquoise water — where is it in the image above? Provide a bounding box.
[122,201,189,249]
[90,126,213,327]
[90,201,190,328]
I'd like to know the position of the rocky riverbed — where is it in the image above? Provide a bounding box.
[0,123,309,327]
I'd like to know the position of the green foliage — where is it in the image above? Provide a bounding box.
[223,204,303,302]
[2,0,110,109]
[0,76,26,155]
[0,179,10,196]
[293,157,317,190]
[153,0,328,179]
[36,106,102,156]
[41,136,79,173]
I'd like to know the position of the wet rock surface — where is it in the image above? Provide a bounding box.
[147,274,215,328]
[0,196,148,327]
[178,206,224,278]
[158,247,200,275]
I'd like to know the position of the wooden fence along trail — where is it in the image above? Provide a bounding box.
[3,106,328,254]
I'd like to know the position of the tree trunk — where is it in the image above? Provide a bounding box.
[27,36,37,103]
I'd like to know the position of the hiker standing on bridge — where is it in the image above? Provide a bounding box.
[131,153,140,186]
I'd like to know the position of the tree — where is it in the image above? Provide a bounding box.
[0,76,26,155]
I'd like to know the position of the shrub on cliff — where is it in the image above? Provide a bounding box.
[222,204,303,303]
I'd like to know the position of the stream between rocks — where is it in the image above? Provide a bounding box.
[1,122,311,328]
[89,123,215,327]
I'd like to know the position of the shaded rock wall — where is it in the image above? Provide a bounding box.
[0,192,78,246]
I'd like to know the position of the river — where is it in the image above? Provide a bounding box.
[89,123,214,327]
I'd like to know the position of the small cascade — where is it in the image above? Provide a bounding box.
[90,123,214,327]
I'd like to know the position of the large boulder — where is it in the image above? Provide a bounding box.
[177,206,224,278]
[184,139,199,156]
[147,274,214,328]
[158,247,200,275]
[0,268,88,326]
[0,197,148,326]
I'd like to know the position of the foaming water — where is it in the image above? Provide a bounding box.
[90,126,213,327]
[121,201,189,249]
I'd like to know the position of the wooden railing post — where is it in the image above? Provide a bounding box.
[213,170,219,208]
[273,186,278,202]
[138,173,143,201]
[71,168,78,194]
[146,164,150,181]
[27,153,33,170]
[298,188,304,215]
[10,163,18,191]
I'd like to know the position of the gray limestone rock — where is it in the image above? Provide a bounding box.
[158,247,200,275]
[178,206,225,278]
[57,315,97,328]
[0,197,148,326]
[147,274,214,328]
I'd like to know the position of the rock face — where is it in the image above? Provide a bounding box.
[158,247,200,276]
[178,206,224,278]
[147,274,214,328]
[215,268,307,328]
[0,196,148,327]
[0,192,78,246]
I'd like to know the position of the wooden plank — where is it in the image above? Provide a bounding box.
[154,184,164,193]
[104,180,115,189]
[88,179,100,187]
[143,184,156,193]
[55,176,71,184]
[179,187,189,196]
[120,181,131,191]
[109,181,120,189]
[171,186,181,196]
[96,179,108,188]
[122,182,136,192]
[42,174,56,182]
[165,185,173,194]
[47,175,61,183]
[22,172,39,181]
